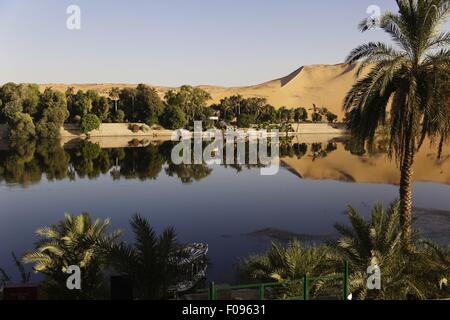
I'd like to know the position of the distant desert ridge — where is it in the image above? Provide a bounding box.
[39,63,361,119]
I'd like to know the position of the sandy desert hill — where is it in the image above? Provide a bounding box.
[39,63,360,120]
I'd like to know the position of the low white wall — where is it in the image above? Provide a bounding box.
[291,123,347,134]
[0,123,347,141]
[60,123,173,138]
[0,123,174,139]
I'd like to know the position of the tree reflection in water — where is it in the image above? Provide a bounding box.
[0,137,342,187]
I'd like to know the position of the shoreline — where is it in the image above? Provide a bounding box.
[0,122,348,141]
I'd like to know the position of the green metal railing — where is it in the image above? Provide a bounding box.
[198,261,350,301]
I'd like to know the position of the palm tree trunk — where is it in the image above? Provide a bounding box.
[438,136,444,159]
[399,144,415,250]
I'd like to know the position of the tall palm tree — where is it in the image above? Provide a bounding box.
[23,213,121,299]
[109,87,120,112]
[334,202,433,300]
[344,0,450,247]
[107,214,179,299]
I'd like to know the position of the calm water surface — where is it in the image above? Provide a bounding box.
[1,138,449,282]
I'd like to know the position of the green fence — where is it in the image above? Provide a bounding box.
[198,261,349,301]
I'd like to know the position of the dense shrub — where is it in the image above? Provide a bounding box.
[35,89,69,140]
[237,114,255,128]
[8,112,36,142]
[311,112,323,122]
[164,85,211,125]
[92,96,110,122]
[80,114,101,134]
[134,84,165,125]
[326,112,338,123]
[0,83,40,123]
[294,107,308,122]
[160,105,187,129]
[114,110,126,123]
[1,101,23,121]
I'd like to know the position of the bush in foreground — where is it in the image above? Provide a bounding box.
[239,201,450,300]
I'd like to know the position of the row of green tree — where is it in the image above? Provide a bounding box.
[211,96,338,128]
[0,83,213,142]
[0,82,339,144]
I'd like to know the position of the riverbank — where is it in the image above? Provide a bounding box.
[0,122,347,141]
[60,123,174,138]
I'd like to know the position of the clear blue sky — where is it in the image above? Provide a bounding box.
[0,0,447,86]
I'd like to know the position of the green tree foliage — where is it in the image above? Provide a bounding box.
[35,88,69,140]
[294,107,308,122]
[80,113,101,134]
[114,109,126,123]
[0,84,23,121]
[344,0,450,247]
[160,104,187,129]
[279,107,292,123]
[212,95,244,121]
[213,95,279,124]
[35,142,70,181]
[237,114,255,128]
[240,201,450,300]
[119,88,138,121]
[165,85,211,125]
[311,112,322,122]
[22,213,122,299]
[109,87,120,112]
[238,240,342,299]
[70,141,102,178]
[333,201,443,300]
[0,140,40,186]
[8,112,36,142]
[1,100,23,122]
[238,241,334,299]
[0,83,40,122]
[326,112,338,123]
[165,163,212,184]
[68,90,93,121]
[258,104,279,123]
[107,214,179,299]
[21,84,40,116]
[85,90,111,122]
[309,104,322,122]
[134,84,165,125]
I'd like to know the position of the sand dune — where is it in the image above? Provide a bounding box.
[39,63,360,120]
